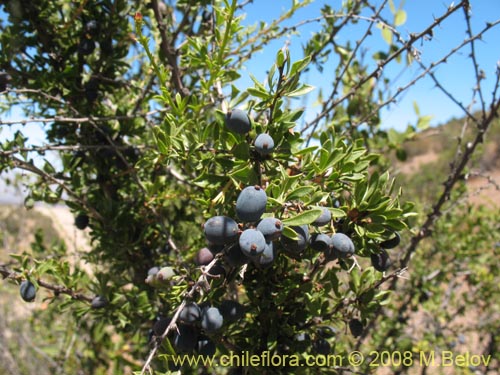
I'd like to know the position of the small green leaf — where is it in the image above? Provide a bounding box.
[417,115,433,130]
[381,27,393,45]
[293,145,318,157]
[388,0,396,14]
[329,208,346,218]
[395,10,407,26]
[276,49,285,67]
[282,208,323,226]
[247,87,270,100]
[412,100,420,116]
[290,55,311,76]
[232,142,250,160]
[43,161,56,174]
[286,84,315,97]
[153,127,169,155]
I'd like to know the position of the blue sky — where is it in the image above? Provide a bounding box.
[235,0,500,131]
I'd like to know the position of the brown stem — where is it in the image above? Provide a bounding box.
[150,0,188,96]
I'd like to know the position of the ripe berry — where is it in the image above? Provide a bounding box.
[197,336,217,356]
[153,317,171,336]
[78,38,95,55]
[281,225,309,253]
[147,266,160,276]
[224,244,248,267]
[201,307,224,333]
[331,233,355,258]
[239,229,266,257]
[236,186,267,222]
[225,109,251,134]
[310,233,332,252]
[91,295,108,309]
[84,79,99,102]
[312,337,331,355]
[0,72,10,92]
[371,249,392,272]
[208,244,225,254]
[84,20,99,36]
[74,214,89,230]
[313,207,331,226]
[349,318,363,338]
[195,247,215,266]
[220,300,245,322]
[254,133,275,155]
[294,332,310,352]
[380,232,401,249]
[20,280,36,302]
[207,261,226,280]
[256,217,283,241]
[317,326,337,338]
[173,324,199,352]
[179,302,202,324]
[255,241,276,268]
[295,332,310,342]
[204,216,239,245]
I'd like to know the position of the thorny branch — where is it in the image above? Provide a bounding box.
[150,0,187,96]
[301,0,469,135]
[400,90,500,268]
[356,60,500,350]
[140,254,224,375]
[0,264,93,303]
[3,86,182,252]
[306,0,389,146]
[350,18,500,130]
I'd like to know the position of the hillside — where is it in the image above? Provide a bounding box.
[393,113,500,207]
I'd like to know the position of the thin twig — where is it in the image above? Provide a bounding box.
[351,19,500,129]
[139,254,223,374]
[0,264,93,303]
[301,0,468,135]
[7,155,104,222]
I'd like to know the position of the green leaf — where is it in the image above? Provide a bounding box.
[247,87,270,100]
[282,208,323,226]
[293,145,318,157]
[381,27,393,45]
[276,49,285,67]
[417,115,433,130]
[232,142,250,160]
[228,163,258,182]
[43,161,56,174]
[286,186,315,201]
[395,10,407,26]
[153,127,169,155]
[360,267,375,288]
[388,0,396,14]
[412,100,420,116]
[282,225,299,240]
[286,84,315,97]
[290,55,311,76]
[329,208,346,218]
